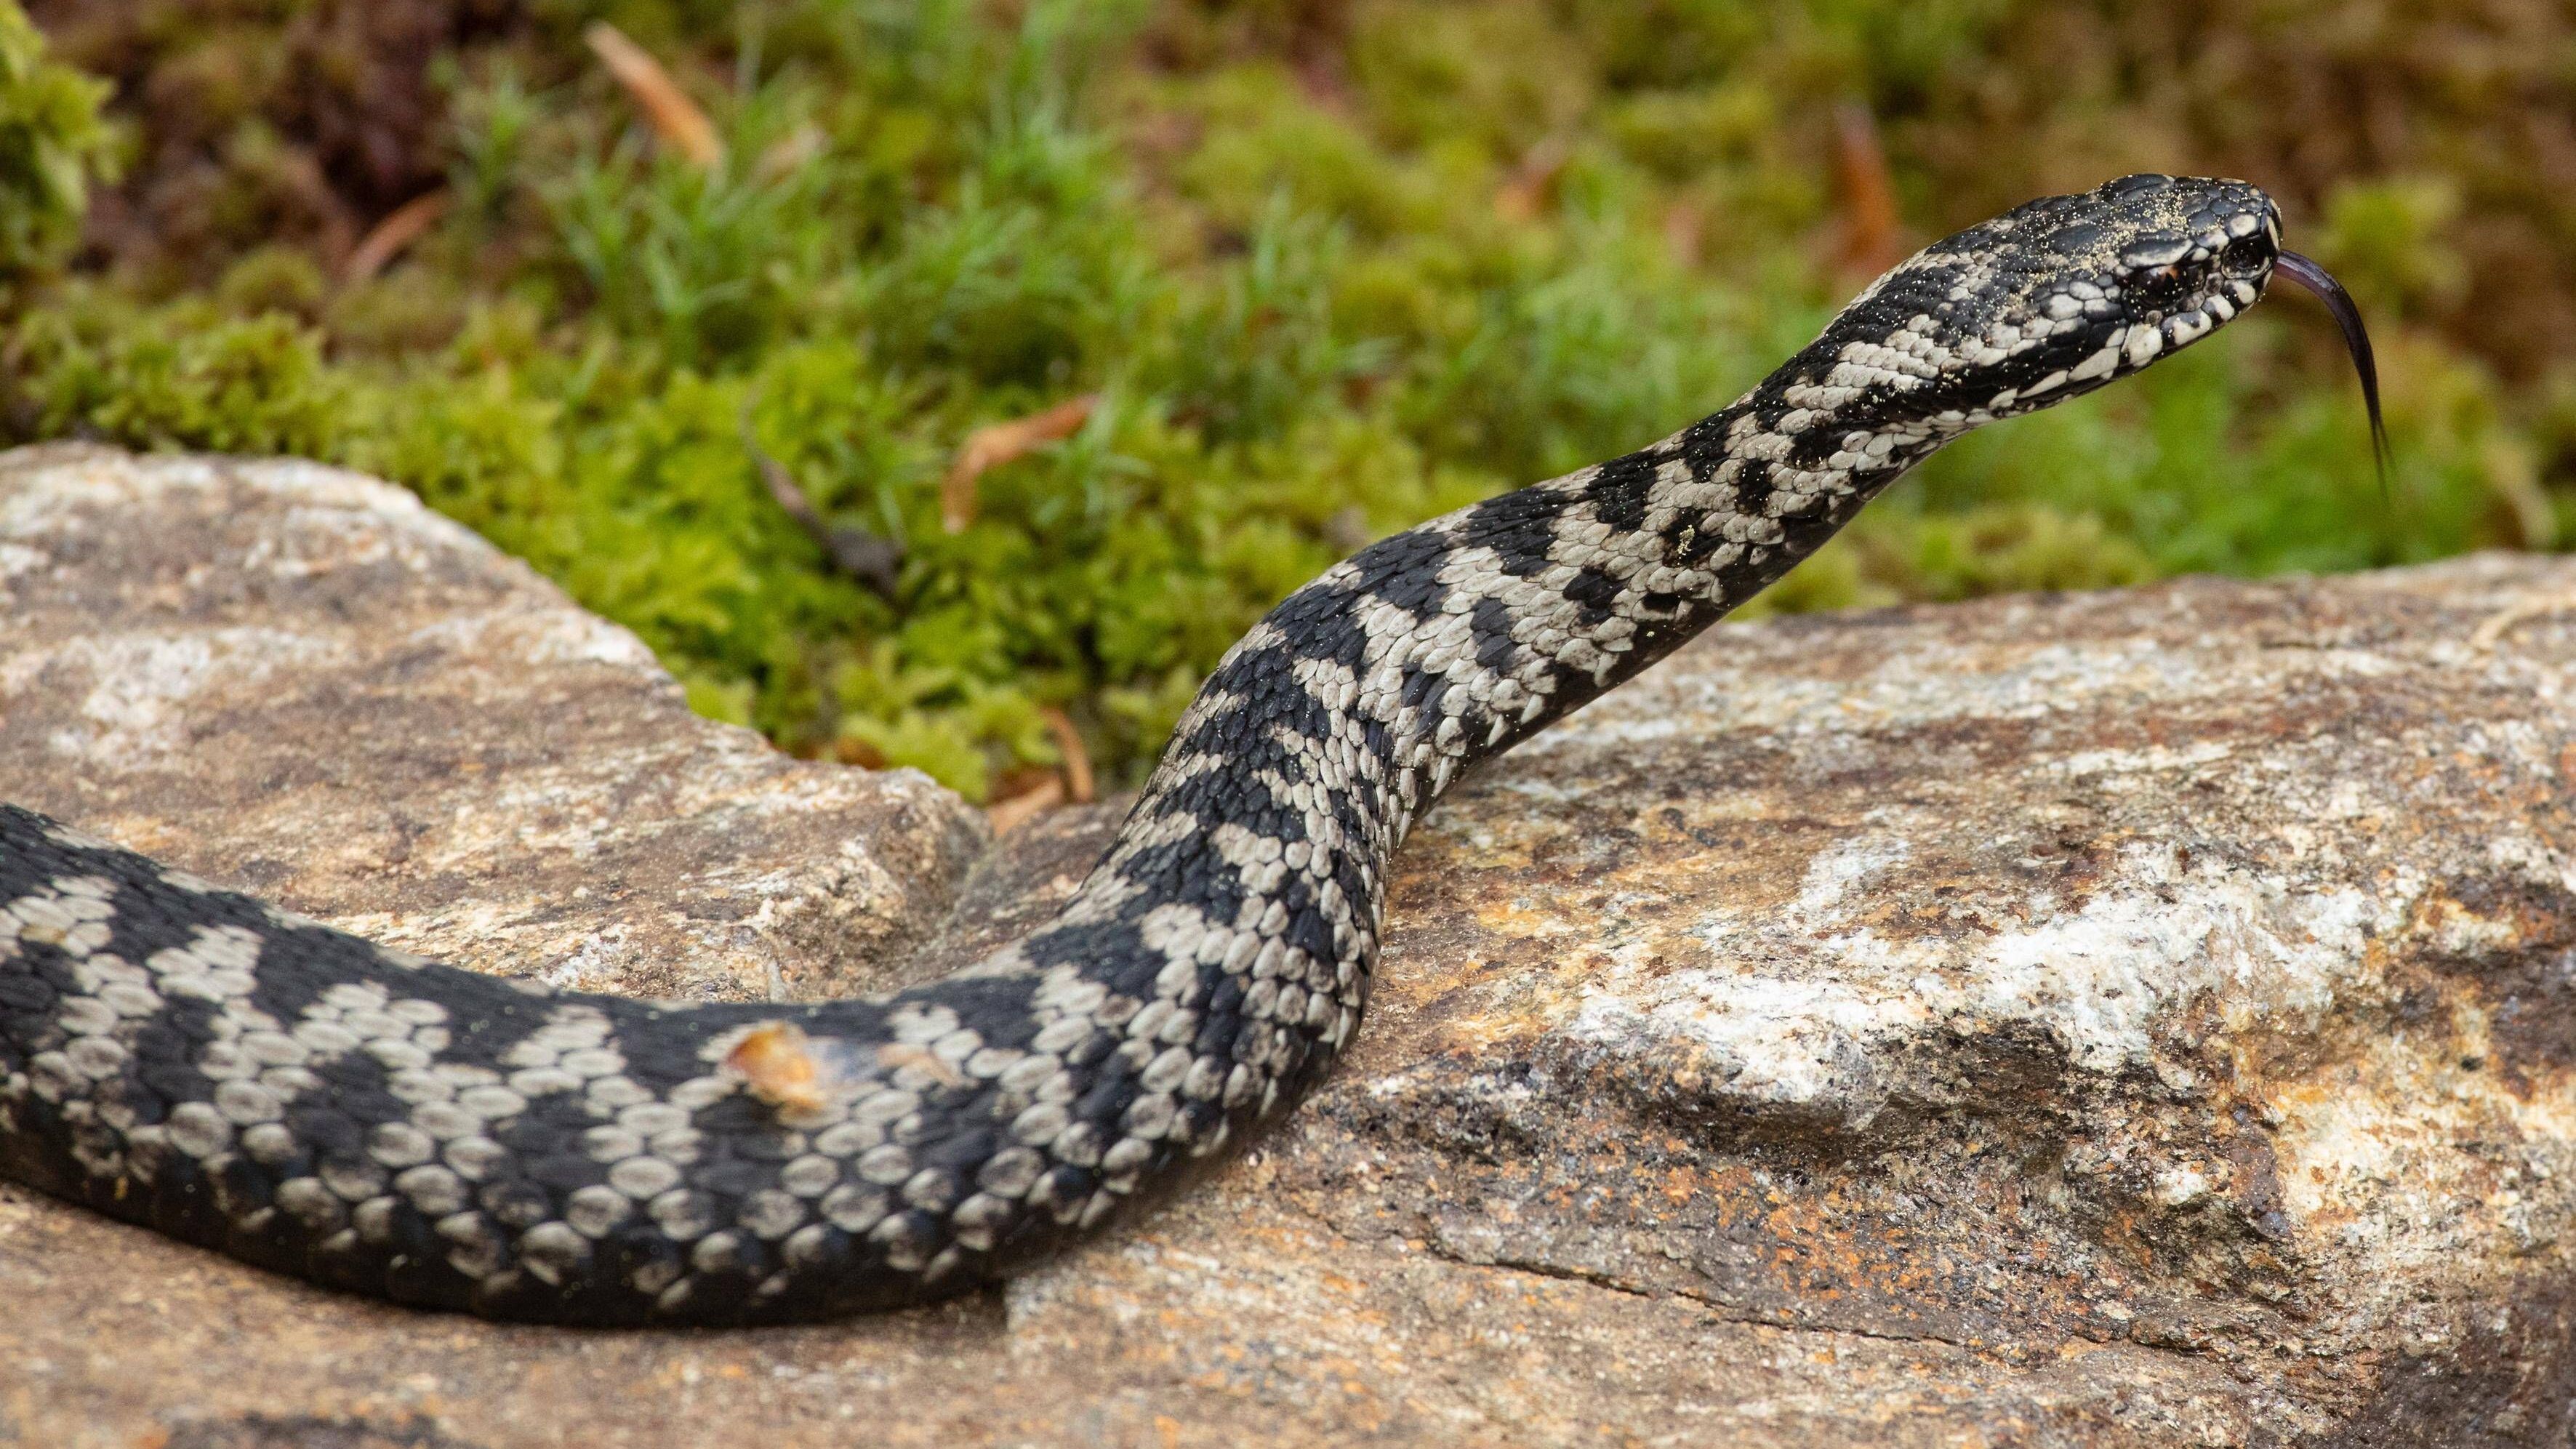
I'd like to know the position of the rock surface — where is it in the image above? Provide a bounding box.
[4,443,2576,1445]
[0,445,985,1006]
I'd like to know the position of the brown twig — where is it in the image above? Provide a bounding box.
[986,776,1067,835]
[755,449,903,594]
[1039,706,1096,803]
[1832,101,1903,278]
[941,395,1098,533]
[739,407,902,595]
[344,189,451,284]
[587,22,724,169]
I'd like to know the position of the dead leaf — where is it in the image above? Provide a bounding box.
[942,394,1098,533]
[345,189,451,284]
[587,22,724,169]
[742,422,903,594]
[987,776,1066,835]
[1661,201,1705,269]
[723,1022,831,1115]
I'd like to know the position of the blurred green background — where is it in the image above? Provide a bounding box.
[4,0,2569,801]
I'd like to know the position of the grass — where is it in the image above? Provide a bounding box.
[1,1,2563,800]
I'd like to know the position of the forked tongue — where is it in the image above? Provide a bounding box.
[2271,250,2391,487]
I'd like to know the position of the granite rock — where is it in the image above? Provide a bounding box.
[3,443,2574,1446]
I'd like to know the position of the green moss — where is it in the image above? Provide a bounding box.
[2,0,2563,801]
[9,291,348,456]
[0,0,111,286]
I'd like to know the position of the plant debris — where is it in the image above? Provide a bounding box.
[585,21,722,169]
[942,396,1098,534]
[343,189,450,284]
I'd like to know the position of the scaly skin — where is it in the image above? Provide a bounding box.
[0,175,2286,1323]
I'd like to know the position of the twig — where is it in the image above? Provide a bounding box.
[739,410,902,595]
[987,776,1066,835]
[586,22,724,169]
[942,395,1098,533]
[1040,706,1095,803]
[2487,437,2553,550]
[344,190,451,284]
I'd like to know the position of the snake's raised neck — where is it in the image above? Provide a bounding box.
[0,175,2311,1323]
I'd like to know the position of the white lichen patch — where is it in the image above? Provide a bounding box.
[1561,840,2386,1117]
[21,628,342,764]
[1791,834,1913,919]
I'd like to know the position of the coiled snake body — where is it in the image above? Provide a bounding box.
[0,177,2319,1323]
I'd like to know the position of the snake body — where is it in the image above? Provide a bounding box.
[0,176,2288,1323]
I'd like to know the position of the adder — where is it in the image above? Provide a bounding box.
[0,174,2381,1324]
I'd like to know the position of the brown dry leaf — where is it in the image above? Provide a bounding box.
[1039,706,1096,803]
[1833,101,1903,278]
[723,1022,830,1115]
[343,189,450,284]
[941,395,1098,533]
[987,776,1066,835]
[587,21,724,169]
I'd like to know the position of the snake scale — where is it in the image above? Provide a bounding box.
[0,175,2375,1325]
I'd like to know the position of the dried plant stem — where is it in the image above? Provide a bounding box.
[587,22,724,169]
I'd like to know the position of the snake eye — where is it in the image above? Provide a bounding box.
[2128,263,2191,310]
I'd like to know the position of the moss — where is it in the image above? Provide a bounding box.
[2,0,2567,801]
[0,0,110,287]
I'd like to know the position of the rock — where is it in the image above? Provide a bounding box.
[0,444,986,1004]
[3,443,2574,1445]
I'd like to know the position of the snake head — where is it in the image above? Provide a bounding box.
[1994,172,2282,386]
[1782,174,2290,450]
[1903,172,2384,475]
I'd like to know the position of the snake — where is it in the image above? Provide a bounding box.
[0,174,2383,1325]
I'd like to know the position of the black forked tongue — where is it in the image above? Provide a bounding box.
[2271,250,2391,489]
